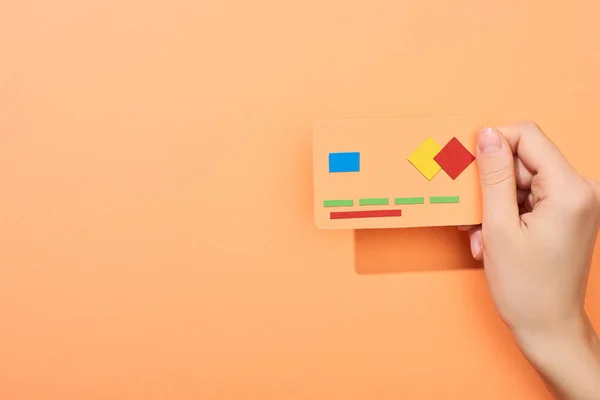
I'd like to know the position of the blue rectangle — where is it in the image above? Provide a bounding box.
[329,152,360,173]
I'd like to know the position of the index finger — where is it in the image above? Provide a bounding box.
[496,121,575,176]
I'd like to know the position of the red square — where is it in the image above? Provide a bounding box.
[433,137,475,180]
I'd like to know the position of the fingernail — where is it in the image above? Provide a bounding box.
[477,127,502,154]
[470,234,482,259]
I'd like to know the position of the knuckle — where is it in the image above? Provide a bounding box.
[585,178,600,201]
[563,184,598,216]
[530,176,544,193]
[518,120,543,133]
[480,166,513,187]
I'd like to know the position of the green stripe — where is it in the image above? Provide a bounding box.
[324,199,353,207]
[394,197,425,205]
[359,198,389,206]
[430,196,460,204]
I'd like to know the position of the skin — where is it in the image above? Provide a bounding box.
[461,122,600,399]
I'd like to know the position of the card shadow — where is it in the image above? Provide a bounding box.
[354,226,481,274]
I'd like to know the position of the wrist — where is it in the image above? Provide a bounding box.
[514,313,584,347]
[513,313,598,360]
[511,313,600,399]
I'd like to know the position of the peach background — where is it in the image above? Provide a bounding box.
[1,1,600,399]
[314,118,482,229]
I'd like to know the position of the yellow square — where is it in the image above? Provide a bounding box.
[407,137,442,180]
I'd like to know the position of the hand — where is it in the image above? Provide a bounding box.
[462,122,600,399]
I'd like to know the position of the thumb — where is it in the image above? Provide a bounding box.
[476,127,520,233]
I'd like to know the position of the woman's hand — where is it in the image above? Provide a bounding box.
[462,122,600,399]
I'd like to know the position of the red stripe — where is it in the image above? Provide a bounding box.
[330,210,402,219]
